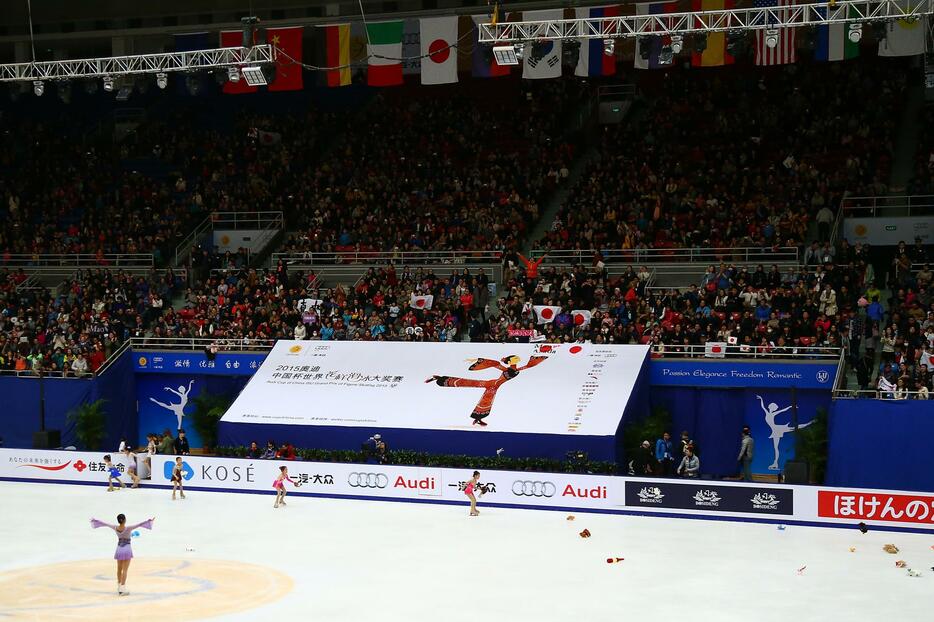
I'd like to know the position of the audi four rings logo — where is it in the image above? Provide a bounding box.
[348,472,389,488]
[512,480,556,497]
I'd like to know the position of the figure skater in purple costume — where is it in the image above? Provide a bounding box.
[90,513,155,595]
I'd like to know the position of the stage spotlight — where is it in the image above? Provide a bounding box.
[156,72,168,89]
[103,76,114,92]
[33,80,44,96]
[603,39,615,56]
[670,35,684,54]
[228,67,241,83]
[765,29,779,49]
[848,23,862,43]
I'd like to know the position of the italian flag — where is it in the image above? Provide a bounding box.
[366,21,404,86]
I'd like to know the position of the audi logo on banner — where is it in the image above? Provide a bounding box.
[348,472,389,489]
[511,480,556,497]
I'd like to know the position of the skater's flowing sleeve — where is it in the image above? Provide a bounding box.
[468,358,506,371]
[90,518,115,530]
[519,355,548,370]
[127,519,155,531]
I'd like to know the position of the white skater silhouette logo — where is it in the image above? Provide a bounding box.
[149,380,194,430]
[756,394,813,471]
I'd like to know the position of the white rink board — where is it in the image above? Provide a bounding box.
[222,341,649,435]
[5,449,934,532]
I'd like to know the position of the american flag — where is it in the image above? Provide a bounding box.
[754,0,797,66]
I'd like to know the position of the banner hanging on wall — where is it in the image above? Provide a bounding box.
[649,360,838,389]
[222,341,650,435]
[743,389,831,475]
[134,351,266,375]
[136,374,250,448]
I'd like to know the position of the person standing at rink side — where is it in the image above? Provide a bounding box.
[738,426,755,482]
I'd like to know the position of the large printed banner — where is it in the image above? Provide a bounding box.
[5,449,934,531]
[223,341,650,435]
[134,351,266,376]
[649,360,837,389]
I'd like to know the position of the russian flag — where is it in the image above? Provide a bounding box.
[574,6,621,77]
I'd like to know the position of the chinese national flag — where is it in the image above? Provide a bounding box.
[267,26,304,91]
[220,30,258,94]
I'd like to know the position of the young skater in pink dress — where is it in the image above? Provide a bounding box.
[90,513,155,595]
[272,465,299,508]
[465,471,482,516]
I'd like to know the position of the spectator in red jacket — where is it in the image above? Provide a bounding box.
[518,252,547,280]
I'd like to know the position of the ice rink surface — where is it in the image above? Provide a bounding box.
[0,481,932,621]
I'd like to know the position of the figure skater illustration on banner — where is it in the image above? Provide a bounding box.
[426,355,548,426]
[90,514,155,595]
[149,380,194,431]
[756,394,813,470]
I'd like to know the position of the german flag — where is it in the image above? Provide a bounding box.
[318,24,351,87]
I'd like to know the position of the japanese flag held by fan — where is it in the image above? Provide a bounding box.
[571,310,592,327]
[410,294,434,310]
[534,305,562,324]
[705,341,727,358]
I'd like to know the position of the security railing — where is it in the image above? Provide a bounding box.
[174,211,285,268]
[651,344,841,360]
[840,194,934,217]
[174,214,213,267]
[130,337,276,352]
[211,211,284,230]
[0,253,153,269]
[833,389,931,400]
[0,369,90,378]
[272,250,503,266]
[537,247,800,265]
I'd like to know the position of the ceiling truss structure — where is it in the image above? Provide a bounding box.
[478,0,934,43]
[0,45,275,82]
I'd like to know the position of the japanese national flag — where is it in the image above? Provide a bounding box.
[571,310,592,327]
[533,305,562,324]
[705,341,727,358]
[410,294,434,310]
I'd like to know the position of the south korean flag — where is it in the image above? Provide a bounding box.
[522,10,563,79]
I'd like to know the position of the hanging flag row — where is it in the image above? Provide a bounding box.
[174,4,929,92]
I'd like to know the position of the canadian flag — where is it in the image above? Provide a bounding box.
[571,310,592,327]
[410,294,434,310]
[705,341,727,358]
[533,305,562,324]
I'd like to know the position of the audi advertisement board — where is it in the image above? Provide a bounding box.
[142,455,623,509]
[624,481,794,516]
[5,449,934,532]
